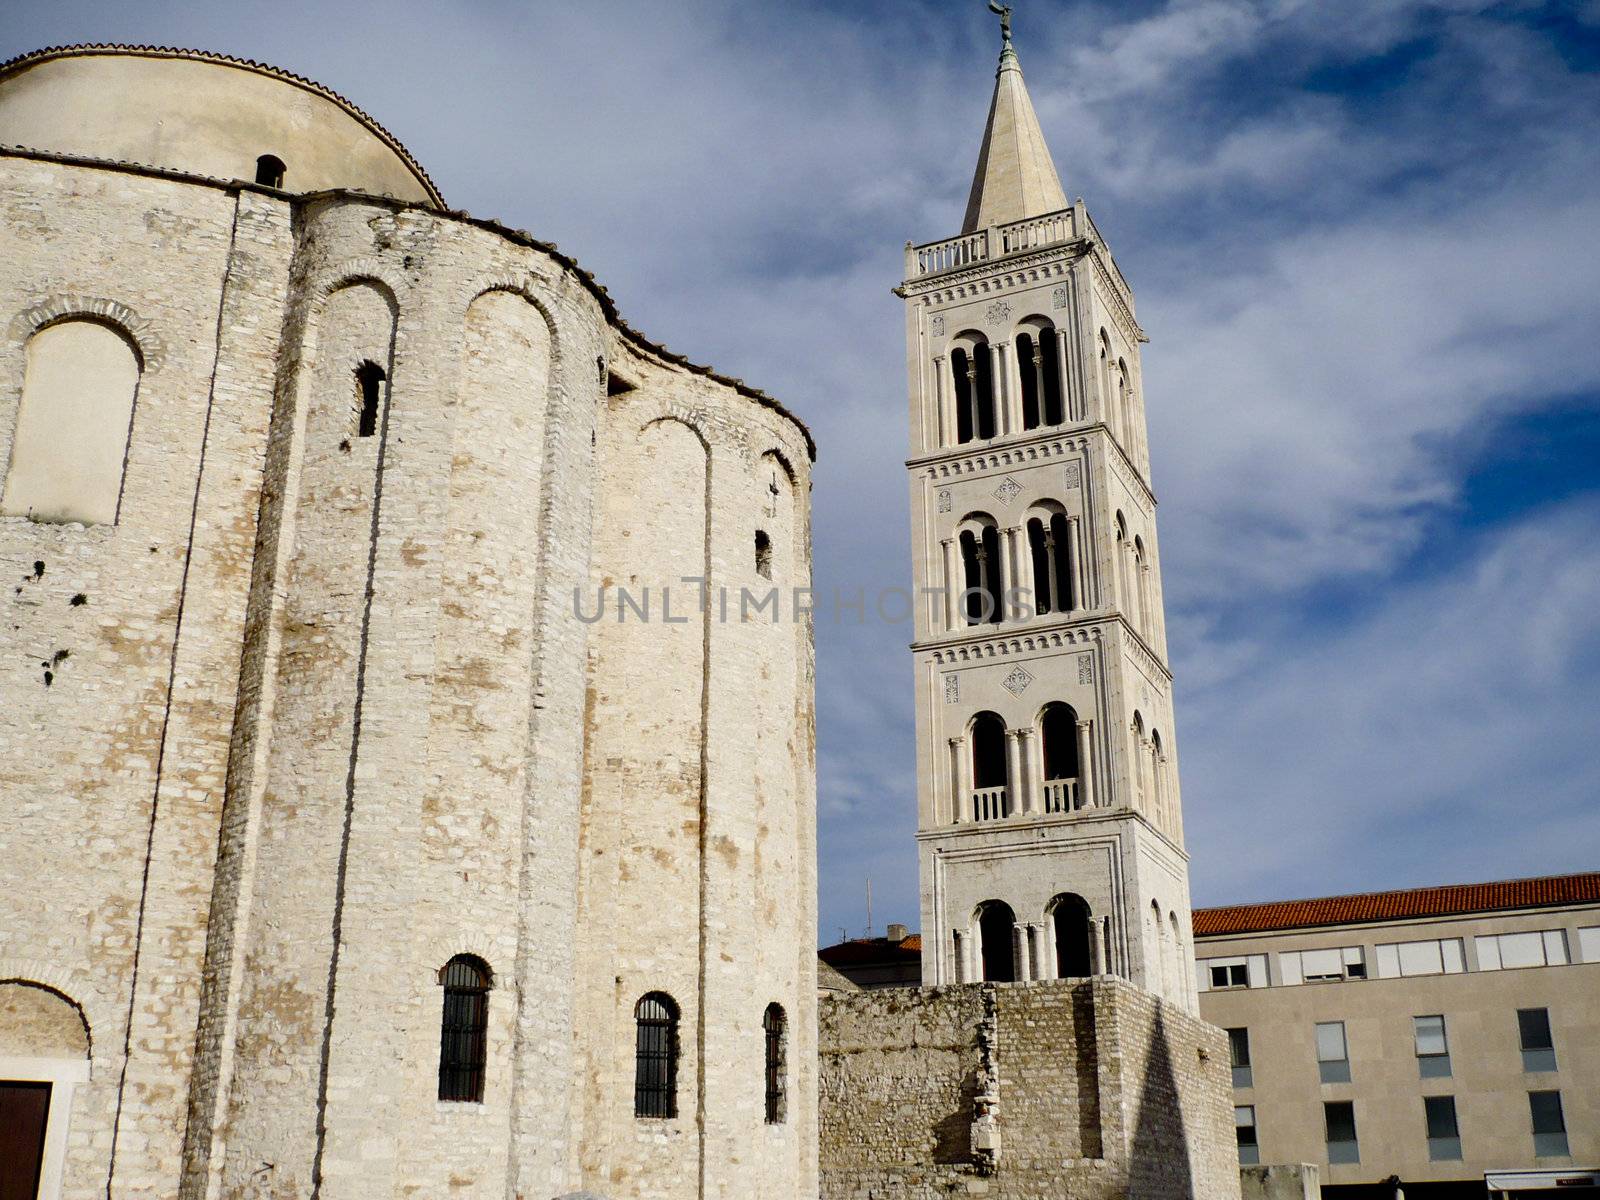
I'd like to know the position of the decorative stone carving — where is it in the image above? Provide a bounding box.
[937,489,952,513]
[985,299,1012,326]
[1002,665,1034,696]
[931,315,946,338]
[1078,654,1093,685]
[944,674,960,703]
[1052,284,1068,310]
[993,477,1022,506]
[1063,462,1081,488]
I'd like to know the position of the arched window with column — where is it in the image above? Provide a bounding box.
[1026,504,1075,615]
[1130,710,1147,810]
[959,515,1004,626]
[1049,893,1094,978]
[438,955,491,1102]
[1149,727,1166,829]
[951,335,996,443]
[977,900,1018,983]
[1133,535,1151,633]
[1150,899,1168,996]
[1,318,143,526]
[634,992,680,1118]
[969,711,1009,820]
[1038,701,1081,813]
[1016,319,1065,430]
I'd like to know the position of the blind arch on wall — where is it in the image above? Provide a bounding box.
[1,319,142,525]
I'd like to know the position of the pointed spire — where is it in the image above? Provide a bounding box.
[961,32,1068,234]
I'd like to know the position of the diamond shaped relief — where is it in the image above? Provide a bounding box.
[993,477,1022,506]
[1002,665,1034,696]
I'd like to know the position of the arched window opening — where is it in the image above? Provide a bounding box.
[1,318,142,526]
[755,529,773,580]
[1150,729,1167,829]
[1151,899,1168,995]
[763,1003,787,1124]
[1051,893,1093,978]
[634,992,679,1118]
[255,154,286,188]
[438,955,490,1102]
[960,523,1003,626]
[1131,711,1147,810]
[1169,910,1186,996]
[952,342,996,444]
[1017,331,1041,431]
[1027,512,1075,615]
[970,711,1009,821]
[977,901,1018,983]
[1133,535,1151,632]
[355,361,386,438]
[1039,702,1081,813]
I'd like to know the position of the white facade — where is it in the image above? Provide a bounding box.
[899,36,1196,1013]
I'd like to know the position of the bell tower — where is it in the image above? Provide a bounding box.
[897,14,1197,1011]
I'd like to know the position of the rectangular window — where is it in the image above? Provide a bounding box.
[1228,1028,1252,1089]
[1477,930,1569,971]
[1414,1014,1451,1078]
[1280,946,1366,985]
[1519,1008,1557,1073]
[1374,938,1466,978]
[1325,1100,1359,1164]
[1200,954,1267,991]
[1236,1105,1260,1166]
[1316,1021,1351,1084]
[1425,1095,1462,1161]
[1579,926,1600,964]
[1530,1091,1568,1158]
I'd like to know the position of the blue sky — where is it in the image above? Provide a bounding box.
[8,0,1598,945]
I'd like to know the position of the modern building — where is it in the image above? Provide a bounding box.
[1195,872,1600,1198]
[0,43,817,1200]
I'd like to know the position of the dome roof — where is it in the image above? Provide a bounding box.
[0,44,443,205]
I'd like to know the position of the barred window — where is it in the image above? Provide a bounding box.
[635,993,679,1119]
[437,955,490,1102]
[763,1003,787,1124]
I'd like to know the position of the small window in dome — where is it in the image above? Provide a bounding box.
[255,155,287,188]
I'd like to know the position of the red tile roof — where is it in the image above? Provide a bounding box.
[818,934,922,967]
[1194,871,1600,938]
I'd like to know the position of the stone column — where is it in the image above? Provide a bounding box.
[1013,923,1031,981]
[1004,525,1031,620]
[940,537,959,632]
[1004,729,1024,817]
[1072,515,1092,610]
[1063,516,1080,612]
[1029,337,1047,427]
[991,341,1013,436]
[1042,917,1058,980]
[1088,919,1105,975]
[952,930,967,984]
[1075,719,1095,809]
[949,735,969,824]
[1020,728,1042,814]
[1099,916,1116,977]
[1055,325,1076,422]
[932,354,951,448]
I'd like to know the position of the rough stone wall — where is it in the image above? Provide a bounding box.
[571,336,817,1200]
[0,157,291,1199]
[819,979,1240,1200]
[2,150,815,1200]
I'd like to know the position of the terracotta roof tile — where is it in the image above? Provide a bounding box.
[1194,871,1600,938]
[818,935,922,967]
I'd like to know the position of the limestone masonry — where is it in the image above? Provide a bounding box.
[0,45,815,1200]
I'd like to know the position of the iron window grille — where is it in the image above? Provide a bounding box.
[438,955,490,1102]
[635,993,679,1119]
[764,1003,787,1124]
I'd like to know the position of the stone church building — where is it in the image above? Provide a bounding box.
[0,24,1239,1200]
[0,44,816,1200]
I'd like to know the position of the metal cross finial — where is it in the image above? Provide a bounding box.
[987,1,1013,47]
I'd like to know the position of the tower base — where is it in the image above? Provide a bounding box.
[819,977,1242,1199]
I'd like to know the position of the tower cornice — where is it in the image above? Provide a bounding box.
[907,423,1157,512]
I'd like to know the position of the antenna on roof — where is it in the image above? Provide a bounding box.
[865,877,874,939]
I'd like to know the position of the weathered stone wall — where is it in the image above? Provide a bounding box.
[1,147,816,1200]
[819,979,1240,1200]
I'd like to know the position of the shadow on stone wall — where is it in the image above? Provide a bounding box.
[932,1066,978,1164]
[1073,982,1104,1159]
[1128,1009,1194,1200]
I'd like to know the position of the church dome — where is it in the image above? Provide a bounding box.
[0,44,442,204]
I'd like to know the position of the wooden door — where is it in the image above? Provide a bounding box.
[0,1081,51,1200]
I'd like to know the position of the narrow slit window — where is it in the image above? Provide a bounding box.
[437,955,490,1102]
[755,530,773,580]
[355,361,386,438]
[763,1003,787,1124]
